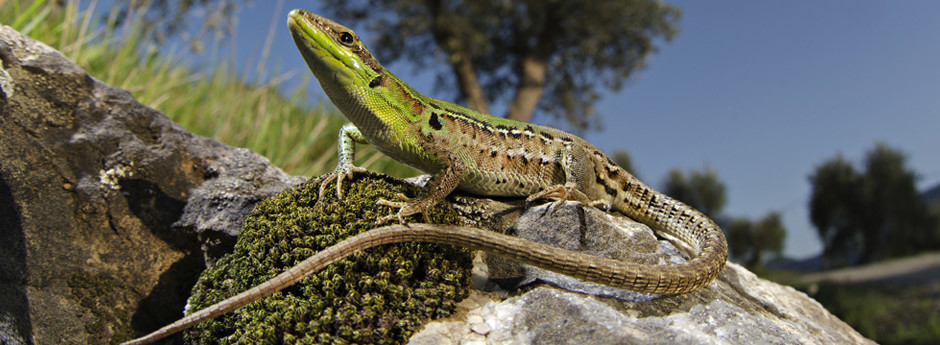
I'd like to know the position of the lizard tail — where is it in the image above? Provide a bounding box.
[124,218,726,344]
[611,173,729,293]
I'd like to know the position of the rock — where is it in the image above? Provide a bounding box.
[411,202,876,345]
[0,25,299,344]
[483,202,674,300]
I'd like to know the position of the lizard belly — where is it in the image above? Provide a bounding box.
[458,168,545,197]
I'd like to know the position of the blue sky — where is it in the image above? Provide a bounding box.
[116,1,940,259]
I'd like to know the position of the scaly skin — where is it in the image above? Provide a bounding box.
[121,9,727,345]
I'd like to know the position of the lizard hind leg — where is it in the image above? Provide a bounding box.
[525,183,594,214]
[525,143,599,213]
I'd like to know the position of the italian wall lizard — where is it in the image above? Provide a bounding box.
[121,9,728,344]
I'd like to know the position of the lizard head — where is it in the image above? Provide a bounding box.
[288,9,385,107]
[289,9,432,146]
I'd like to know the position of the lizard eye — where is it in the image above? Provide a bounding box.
[339,32,354,45]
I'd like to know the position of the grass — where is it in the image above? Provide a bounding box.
[764,266,940,345]
[807,281,940,345]
[2,0,416,178]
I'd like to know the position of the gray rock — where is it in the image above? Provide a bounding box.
[174,147,304,267]
[412,202,875,345]
[0,25,298,344]
[483,202,672,300]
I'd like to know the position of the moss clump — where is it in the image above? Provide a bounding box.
[184,174,473,344]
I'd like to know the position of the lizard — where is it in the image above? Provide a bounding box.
[121,9,727,345]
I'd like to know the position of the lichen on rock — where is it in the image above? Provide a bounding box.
[183,174,473,344]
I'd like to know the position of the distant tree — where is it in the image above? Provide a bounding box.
[319,0,680,129]
[612,150,640,179]
[727,212,786,270]
[662,166,726,221]
[808,143,939,267]
[808,155,862,268]
[860,144,939,261]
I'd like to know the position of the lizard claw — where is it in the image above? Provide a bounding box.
[375,198,431,225]
[590,200,612,212]
[526,183,595,215]
[318,166,370,201]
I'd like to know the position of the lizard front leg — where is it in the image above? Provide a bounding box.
[376,159,467,225]
[318,123,370,200]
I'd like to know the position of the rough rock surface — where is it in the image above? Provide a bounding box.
[0,26,299,344]
[408,202,874,345]
[0,25,874,345]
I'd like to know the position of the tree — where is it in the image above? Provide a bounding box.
[319,0,680,129]
[727,212,786,270]
[860,144,939,261]
[808,155,861,268]
[808,143,939,267]
[662,166,726,221]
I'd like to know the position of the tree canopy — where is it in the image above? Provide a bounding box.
[809,143,939,268]
[319,0,680,129]
[727,213,786,270]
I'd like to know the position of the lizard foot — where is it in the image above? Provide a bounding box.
[589,200,612,211]
[376,195,432,225]
[526,183,593,214]
[317,166,370,201]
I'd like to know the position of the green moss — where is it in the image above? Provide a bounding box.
[184,174,473,344]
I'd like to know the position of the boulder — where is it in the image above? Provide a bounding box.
[0,25,299,345]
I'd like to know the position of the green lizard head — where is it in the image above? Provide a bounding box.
[287,9,388,108]
[290,10,434,141]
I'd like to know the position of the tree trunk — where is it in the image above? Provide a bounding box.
[506,55,547,122]
[425,0,490,114]
[449,52,491,114]
[746,250,763,270]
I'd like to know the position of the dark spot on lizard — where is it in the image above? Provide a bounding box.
[606,165,619,177]
[429,112,443,130]
[369,76,383,88]
[490,151,498,158]
[595,175,618,197]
